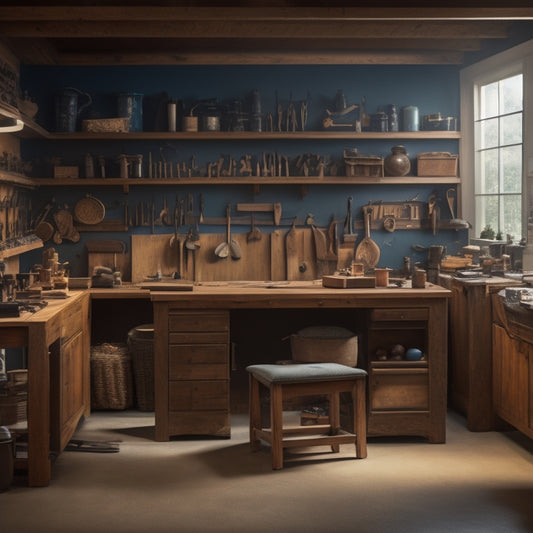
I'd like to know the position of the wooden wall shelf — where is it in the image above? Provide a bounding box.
[0,170,36,189]
[0,237,43,259]
[32,175,461,193]
[43,130,462,141]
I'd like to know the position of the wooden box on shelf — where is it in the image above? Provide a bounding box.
[53,166,79,179]
[82,117,129,133]
[344,149,384,177]
[417,152,458,177]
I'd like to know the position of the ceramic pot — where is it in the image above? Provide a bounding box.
[384,145,411,176]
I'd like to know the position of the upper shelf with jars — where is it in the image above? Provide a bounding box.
[6,91,460,191]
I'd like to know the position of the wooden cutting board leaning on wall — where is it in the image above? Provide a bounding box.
[131,228,332,283]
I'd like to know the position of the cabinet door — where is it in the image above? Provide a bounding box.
[493,324,529,429]
[51,330,86,451]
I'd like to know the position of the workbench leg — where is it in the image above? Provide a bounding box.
[27,327,51,486]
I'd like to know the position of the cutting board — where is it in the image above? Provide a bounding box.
[131,234,178,283]
[285,228,317,281]
[194,233,270,282]
[131,232,272,283]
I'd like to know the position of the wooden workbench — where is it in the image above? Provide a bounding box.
[150,281,450,444]
[0,290,90,486]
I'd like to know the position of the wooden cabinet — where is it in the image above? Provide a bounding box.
[492,324,530,431]
[366,307,434,439]
[50,292,91,453]
[492,295,533,439]
[163,310,230,438]
[439,274,522,431]
[152,285,449,443]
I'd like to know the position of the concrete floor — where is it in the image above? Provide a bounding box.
[3,410,533,533]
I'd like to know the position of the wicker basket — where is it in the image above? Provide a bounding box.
[90,343,134,410]
[290,326,358,367]
[0,393,27,425]
[127,324,154,411]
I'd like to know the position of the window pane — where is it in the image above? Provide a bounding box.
[477,148,499,194]
[475,195,499,235]
[500,74,523,114]
[480,81,498,119]
[501,194,522,240]
[479,117,498,149]
[501,145,522,193]
[500,112,522,146]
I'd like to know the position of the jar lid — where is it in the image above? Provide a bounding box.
[0,426,12,442]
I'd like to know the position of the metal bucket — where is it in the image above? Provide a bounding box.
[55,87,92,133]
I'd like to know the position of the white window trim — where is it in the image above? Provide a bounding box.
[460,39,533,241]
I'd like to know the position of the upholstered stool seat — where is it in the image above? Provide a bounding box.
[246,362,367,469]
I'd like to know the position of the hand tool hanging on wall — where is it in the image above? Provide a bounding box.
[236,202,282,226]
[355,207,380,269]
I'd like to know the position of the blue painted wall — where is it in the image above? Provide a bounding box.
[19,64,466,277]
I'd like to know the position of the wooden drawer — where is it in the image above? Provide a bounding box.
[168,311,229,333]
[60,303,84,342]
[370,367,429,411]
[370,308,429,322]
[168,410,230,437]
[169,380,229,410]
[169,331,228,344]
[169,344,228,380]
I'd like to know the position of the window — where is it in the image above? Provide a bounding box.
[475,74,523,240]
[460,40,533,244]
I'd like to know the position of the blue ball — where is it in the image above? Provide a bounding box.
[406,348,423,361]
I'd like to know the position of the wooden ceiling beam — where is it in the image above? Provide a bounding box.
[0,20,512,40]
[6,38,59,65]
[53,37,483,53]
[0,6,531,22]
[55,50,465,66]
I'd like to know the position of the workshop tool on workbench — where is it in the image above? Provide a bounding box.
[355,208,380,269]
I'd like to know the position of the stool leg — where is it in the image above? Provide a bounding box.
[329,392,340,453]
[249,374,261,452]
[270,383,284,470]
[353,379,367,459]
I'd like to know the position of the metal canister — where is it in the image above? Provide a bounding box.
[401,105,419,131]
[386,104,399,132]
[370,112,388,132]
[0,426,14,491]
[118,93,143,132]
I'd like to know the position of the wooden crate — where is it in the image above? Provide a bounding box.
[54,166,79,179]
[82,117,129,133]
[345,155,384,177]
[417,152,458,177]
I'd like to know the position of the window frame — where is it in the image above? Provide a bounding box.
[460,39,533,242]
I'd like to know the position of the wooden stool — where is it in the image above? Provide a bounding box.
[246,363,367,469]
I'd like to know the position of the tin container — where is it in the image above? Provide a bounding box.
[422,113,456,131]
[370,112,388,132]
[118,93,143,132]
[401,105,419,132]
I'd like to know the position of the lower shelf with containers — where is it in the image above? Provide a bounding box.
[366,307,430,437]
